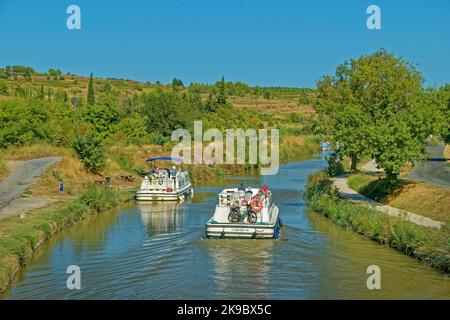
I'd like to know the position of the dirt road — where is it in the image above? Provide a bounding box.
[0,157,61,220]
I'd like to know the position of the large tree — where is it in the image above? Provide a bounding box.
[315,50,441,184]
[315,60,371,171]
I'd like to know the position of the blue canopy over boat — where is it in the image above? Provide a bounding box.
[146,157,182,163]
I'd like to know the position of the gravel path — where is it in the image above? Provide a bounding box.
[333,161,443,229]
[0,157,62,220]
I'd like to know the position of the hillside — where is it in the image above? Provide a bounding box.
[0,65,320,198]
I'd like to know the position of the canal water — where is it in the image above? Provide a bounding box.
[2,158,449,299]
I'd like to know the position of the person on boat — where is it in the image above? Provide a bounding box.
[170,166,177,177]
[238,183,245,191]
[258,184,269,201]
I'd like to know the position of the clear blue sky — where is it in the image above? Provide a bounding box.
[0,0,449,87]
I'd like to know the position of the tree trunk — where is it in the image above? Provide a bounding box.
[350,153,358,172]
[385,170,399,190]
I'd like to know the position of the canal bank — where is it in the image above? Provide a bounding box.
[0,183,133,294]
[1,158,449,299]
[305,172,450,272]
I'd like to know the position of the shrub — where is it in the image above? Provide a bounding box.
[71,134,106,172]
[79,182,118,213]
[115,152,131,171]
[148,132,167,145]
[133,166,146,176]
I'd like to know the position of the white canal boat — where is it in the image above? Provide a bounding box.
[205,184,281,239]
[135,157,193,201]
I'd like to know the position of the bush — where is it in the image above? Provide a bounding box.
[72,134,106,172]
[148,132,167,145]
[133,166,146,176]
[79,182,118,213]
[115,152,131,171]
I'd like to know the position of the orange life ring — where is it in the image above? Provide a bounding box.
[250,198,263,212]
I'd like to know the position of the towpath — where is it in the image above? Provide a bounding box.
[333,161,443,229]
[0,157,61,220]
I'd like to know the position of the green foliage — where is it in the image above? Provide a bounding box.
[315,50,444,181]
[133,166,146,176]
[114,152,132,171]
[216,76,227,106]
[0,98,77,148]
[287,113,302,124]
[48,68,62,77]
[187,81,312,100]
[5,65,35,75]
[115,114,148,145]
[87,73,96,105]
[138,90,192,136]
[325,151,345,177]
[298,91,311,104]
[148,132,167,145]
[304,171,337,200]
[37,85,45,100]
[82,104,119,138]
[0,80,8,95]
[72,134,106,172]
[172,78,184,91]
[442,85,450,144]
[79,182,118,213]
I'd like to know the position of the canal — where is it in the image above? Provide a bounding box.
[2,157,449,299]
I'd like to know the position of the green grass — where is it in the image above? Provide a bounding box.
[305,172,450,272]
[347,174,375,191]
[0,183,123,293]
[347,173,400,201]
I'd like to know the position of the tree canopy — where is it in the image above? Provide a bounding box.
[315,50,447,184]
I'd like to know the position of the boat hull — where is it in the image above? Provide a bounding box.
[205,205,280,239]
[135,184,193,201]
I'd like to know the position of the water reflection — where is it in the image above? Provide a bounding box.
[306,210,450,299]
[138,201,182,234]
[205,240,276,299]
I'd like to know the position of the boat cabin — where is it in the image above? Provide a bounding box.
[212,186,273,224]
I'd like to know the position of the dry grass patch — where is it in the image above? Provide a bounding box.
[348,173,450,222]
[1,144,71,160]
[385,182,450,222]
[445,144,450,164]
[0,157,9,182]
[230,96,314,118]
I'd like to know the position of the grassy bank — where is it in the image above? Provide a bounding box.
[305,172,450,272]
[0,183,130,294]
[347,174,450,222]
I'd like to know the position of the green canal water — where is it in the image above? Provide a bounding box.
[2,157,449,299]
